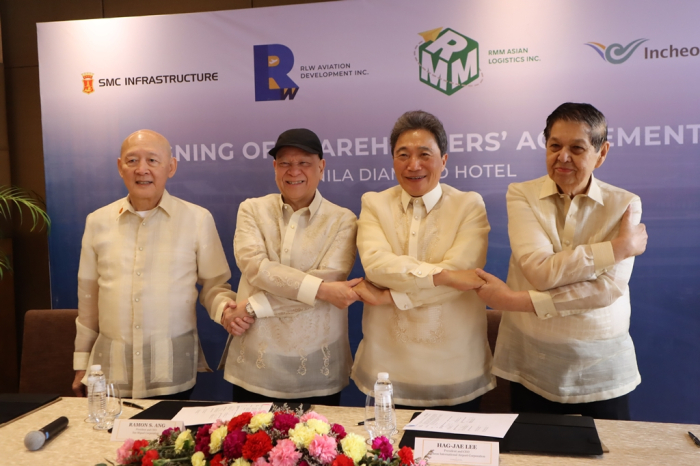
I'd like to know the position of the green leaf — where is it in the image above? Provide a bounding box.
[0,251,10,279]
[0,185,51,233]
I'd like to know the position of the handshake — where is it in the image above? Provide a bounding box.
[220,268,496,337]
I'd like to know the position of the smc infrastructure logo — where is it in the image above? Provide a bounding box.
[82,72,95,94]
[416,27,480,96]
[254,44,299,101]
[585,38,648,64]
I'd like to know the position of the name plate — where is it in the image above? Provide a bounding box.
[413,437,498,466]
[110,419,186,442]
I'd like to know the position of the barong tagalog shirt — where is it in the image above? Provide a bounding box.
[220,190,357,398]
[352,183,494,407]
[493,175,642,403]
[74,190,236,398]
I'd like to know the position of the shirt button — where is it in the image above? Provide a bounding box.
[135,298,139,302]
[417,271,422,276]
[139,247,143,251]
[414,216,419,220]
[135,325,140,329]
[284,248,289,252]
[411,231,416,236]
[142,222,146,226]
[403,304,409,309]
[564,240,570,245]
[291,225,295,229]
[136,272,141,276]
[545,313,552,318]
[135,351,141,356]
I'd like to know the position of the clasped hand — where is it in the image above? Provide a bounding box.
[221,300,255,337]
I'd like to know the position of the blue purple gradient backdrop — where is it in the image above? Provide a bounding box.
[38,0,700,421]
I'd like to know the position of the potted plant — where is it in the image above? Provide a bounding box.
[0,186,51,278]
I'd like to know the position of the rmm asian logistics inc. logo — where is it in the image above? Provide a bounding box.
[82,72,95,94]
[254,44,299,101]
[416,27,482,96]
[585,38,648,64]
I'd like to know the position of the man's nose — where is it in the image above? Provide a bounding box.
[557,150,571,163]
[136,159,150,173]
[407,155,421,170]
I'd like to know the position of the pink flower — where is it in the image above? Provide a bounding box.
[253,457,271,466]
[209,419,225,434]
[273,413,300,435]
[330,424,346,440]
[268,439,302,466]
[224,429,248,459]
[309,434,338,464]
[116,438,135,464]
[372,436,393,460]
[300,412,328,423]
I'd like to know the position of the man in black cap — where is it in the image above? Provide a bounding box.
[219,128,361,406]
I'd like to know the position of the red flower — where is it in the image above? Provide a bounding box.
[398,446,414,466]
[211,453,225,466]
[228,412,254,432]
[141,449,159,466]
[132,439,149,455]
[332,454,355,466]
[242,430,273,460]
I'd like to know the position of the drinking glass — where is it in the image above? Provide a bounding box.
[94,382,122,431]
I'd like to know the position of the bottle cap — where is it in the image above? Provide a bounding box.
[90,364,102,371]
[377,372,389,380]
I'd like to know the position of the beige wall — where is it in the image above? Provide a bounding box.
[0,0,333,392]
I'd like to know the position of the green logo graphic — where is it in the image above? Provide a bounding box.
[418,27,480,96]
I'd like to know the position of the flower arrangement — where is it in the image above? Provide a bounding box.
[102,407,429,466]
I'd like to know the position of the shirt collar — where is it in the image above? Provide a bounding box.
[401,183,443,214]
[117,189,174,218]
[539,175,604,206]
[278,189,324,220]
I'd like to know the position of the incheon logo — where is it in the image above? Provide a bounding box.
[253,44,299,101]
[82,72,95,94]
[416,27,481,96]
[585,39,648,64]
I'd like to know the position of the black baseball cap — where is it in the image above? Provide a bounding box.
[268,128,323,159]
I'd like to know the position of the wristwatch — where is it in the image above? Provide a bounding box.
[245,302,256,316]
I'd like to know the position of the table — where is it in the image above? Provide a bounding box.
[1,397,699,465]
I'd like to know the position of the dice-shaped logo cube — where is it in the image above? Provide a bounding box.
[419,28,479,96]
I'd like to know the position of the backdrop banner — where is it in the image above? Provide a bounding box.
[38,0,699,422]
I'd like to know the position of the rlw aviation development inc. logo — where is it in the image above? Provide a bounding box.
[82,72,95,94]
[416,27,481,96]
[585,38,648,64]
[253,44,299,101]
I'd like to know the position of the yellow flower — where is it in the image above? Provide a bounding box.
[191,451,206,466]
[174,429,194,453]
[306,418,331,435]
[289,424,316,448]
[249,412,274,433]
[233,458,252,466]
[209,425,228,454]
[340,433,368,464]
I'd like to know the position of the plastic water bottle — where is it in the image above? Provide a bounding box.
[86,364,106,423]
[374,372,396,438]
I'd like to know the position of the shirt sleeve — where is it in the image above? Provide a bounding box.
[508,184,641,319]
[358,191,489,310]
[236,203,357,317]
[507,183,616,292]
[196,211,237,325]
[74,214,100,370]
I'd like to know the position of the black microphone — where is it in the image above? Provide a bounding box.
[24,416,69,451]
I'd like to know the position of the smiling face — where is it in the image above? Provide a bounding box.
[546,120,609,197]
[273,146,325,211]
[393,128,447,197]
[117,130,177,211]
